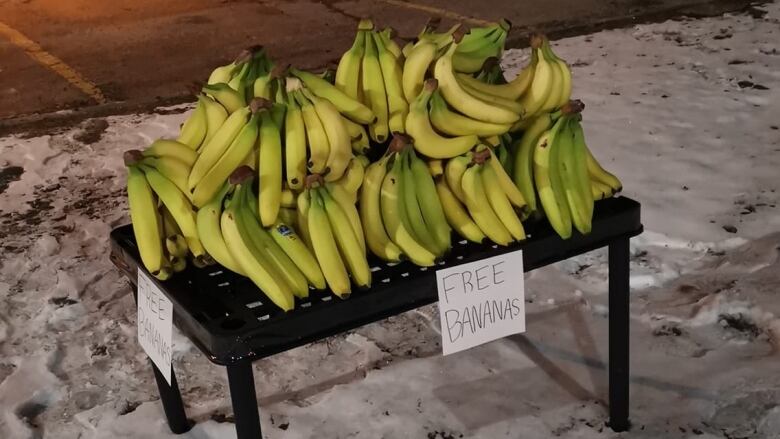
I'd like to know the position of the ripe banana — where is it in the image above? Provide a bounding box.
[257,107,283,227]
[177,99,207,149]
[294,90,330,174]
[435,177,485,243]
[406,80,479,159]
[444,153,471,203]
[512,113,554,213]
[481,164,526,241]
[539,40,563,112]
[208,62,235,85]
[454,63,534,100]
[360,157,404,262]
[196,184,245,275]
[302,89,351,182]
[333,157,364,201]
[189,106,251,191]
[308,189,352,297]
[140,155,191,197]
[373,31,408,134]
[203,82,246,114]
[402,41,437,102]
[461,163,512,245]
[325,183,365,252]
[335,29,366,102]
[269,221,327,290]
[434,42,520,124]
[143,139,197,167]
[290,68,375,124]
[199,94,229,147]
[342,115,370,154]
[520,38,553,117]
[485,147,527,209]
[362,32,389,143]
[429,89,511,137]
[126,166,169,280]
[320,188,371,288]
[284,93,307,191]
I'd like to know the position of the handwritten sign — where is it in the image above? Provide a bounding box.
[436,250,525,355]
[137,270,174,384]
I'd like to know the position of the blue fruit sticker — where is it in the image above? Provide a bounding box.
[277,224,293,236]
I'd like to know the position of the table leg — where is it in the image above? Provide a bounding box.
[151,361,191,434]
[227,361,263,439]
[608,237,630,432]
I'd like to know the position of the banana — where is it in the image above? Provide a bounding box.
[539,40,563,112]
[143,139,197,167]
[191,108,260,208]
[294,90,330,174]
[452,28,506,73]
[269,221,327,290]
[455,64,533,101]
[257,106,283,227]
[435,177,485,243]
[579,126,622,192]
[320,188,371,288]
[277,207,298,227]
[569,120,596,220]
[297,188,312,248]
[402,41,414,59]
[126,166,169,279]
[402,41,437,102]
[409,150,451,253]
[308,189,352,297]
[196,184,245,274]
[461,163,512,245]
[485,147,527,209]
[221,189,295,311]
[302,89,351,182]
[557,119,592,234]
[481,164,525,241]
[324,183,365,253]
[290,68,375,124]
[519,38,554,117]
[140,156,191,197]
[335,29,366,102]
[208,62,236,85]
[380,154,437,266]
[177,99,207,149]
[400,150,440,254]
[188,106,251,190]
[406,80,479,159]
[512,113,553,213]
[142,165,207,260]
[237,188,309,299]
[591,180,612,200]
[379,27,402,59]
[455,25,503,53]
[360,157,404,262]
[342,115,369,154]
[202,83,246,114]
[362,32,390,143]
[427,159,444,177]
[548,46,572,109]
[199,94,229,147]
[444,153,471,203]
[456,76,525,114]
[434,43,520,124]
[228,61,250,92]
[280,187,297,208]
[334,157,364,200]
[533,116,572,239]
[284,93,307,191]
[429,90,511,137]
[417,22,459,49]
[373,31,408,134]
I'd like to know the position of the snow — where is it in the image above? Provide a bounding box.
[1,2,780,438]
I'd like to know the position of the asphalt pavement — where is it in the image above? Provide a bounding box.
[0,0,759,134]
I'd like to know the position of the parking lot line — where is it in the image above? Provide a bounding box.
[375,0,493,26]
[0,21,107,104]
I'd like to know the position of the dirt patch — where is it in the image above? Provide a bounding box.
[0,166,24,195]
[73,119,109,145]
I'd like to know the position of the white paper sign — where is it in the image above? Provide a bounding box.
[137,270,174,384]
[436,250,525,355]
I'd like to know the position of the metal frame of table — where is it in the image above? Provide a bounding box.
[110,196,642,438]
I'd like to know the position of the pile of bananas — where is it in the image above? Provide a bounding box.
[123,17,623,311]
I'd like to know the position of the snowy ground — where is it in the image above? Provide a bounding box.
[1,3,779,438]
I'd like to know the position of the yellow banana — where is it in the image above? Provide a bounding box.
[520,40,554,117]
[196,184,245,275]
[199,94,229,147]
[140,156,191,197]
[302,89,351,182]
[453,62,534,100]
[402,41,437,102]
[284,93,307,191]
[360,157,404,262]
[406,80,479,159]
[334,157,364,201]
[294,90,329,174]
[481,164,525,241]
[188,106,251,190]
[290,68,375,124]
[297,188,312,248]
[308,189,352,297]
[257,107,283,226]
[512,113,554,213]
[269,221,327,290]
[202,83,246,114]
[444,153,471,203]
[362,32,389,143]
[461,164,512,245]
[335,29,366,102]
[126,166,169,280]
[143,139,197,167]
[485,147,527,208]
[435,177,485,243]
[177,99,207,149]
[320,188,371,288]
[373,31,408,134]
[429,89,511,137]
[539,40,562,112]
[427,159,444,177]
[208,62,235,85]
[325,183,365,252]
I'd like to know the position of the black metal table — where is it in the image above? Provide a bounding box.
[110,196,642,438]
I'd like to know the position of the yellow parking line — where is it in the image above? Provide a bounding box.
[375,0,493,27]
[0,21,107,104]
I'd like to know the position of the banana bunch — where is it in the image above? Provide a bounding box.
[514,34,573,123]
[124,150,208,280]
[219,167,326,311]
[512,101,621,239]
[451,20,511,73]
[359,135,451,266]
[438,144,528,246]
[296,175,371,297]
[333,19,405,144]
